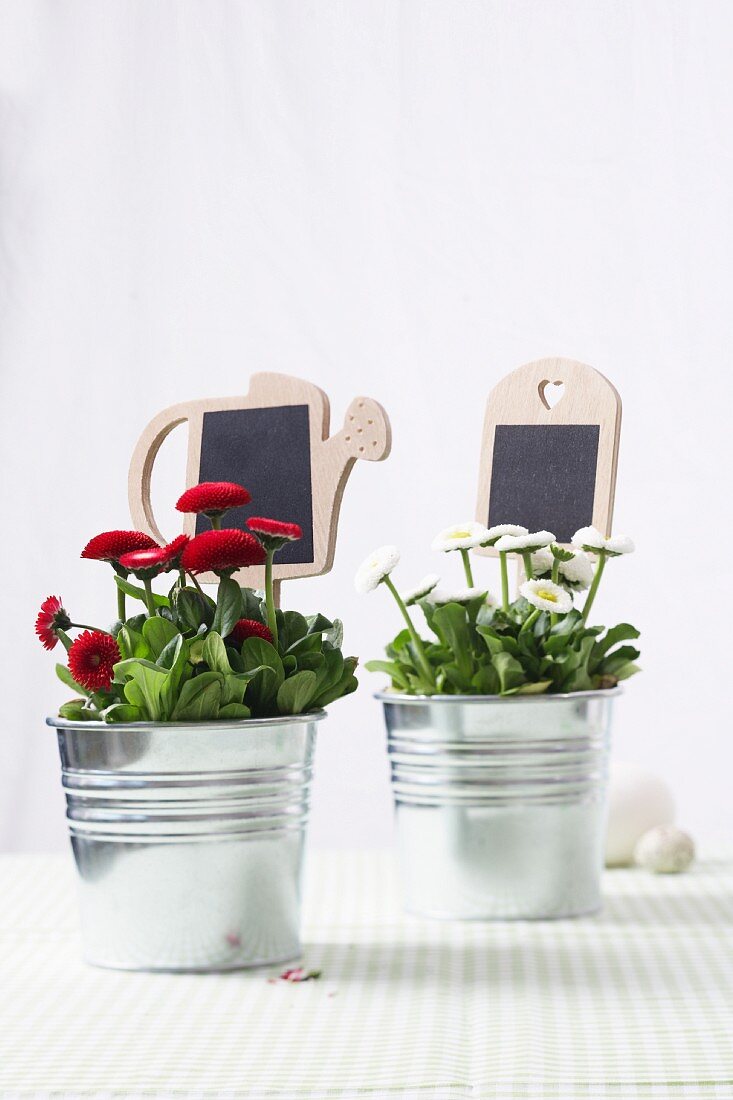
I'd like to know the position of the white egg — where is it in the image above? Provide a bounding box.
[605,761,675,867]
[634,825,695,873]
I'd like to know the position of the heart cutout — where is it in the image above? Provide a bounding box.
[538,379,564,411]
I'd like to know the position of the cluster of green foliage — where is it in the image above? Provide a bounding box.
[58,577,357,723]
[366,593,640,696]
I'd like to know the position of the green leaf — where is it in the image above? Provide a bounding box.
[278,610,309,652]
[115,659,169,721]
[103,703,144,723]
[365,659,410,690]
[212,577,243,638]
[516,680,552,694]
[287,632,323,657]
[276,671,318,714]
[432,604,474,685]
[56,663,91,697]
[241,636,284,713]
[115,575,170,608]
[493,651,526,695]
[117,625,149,661]
[296,652,325,674]
[160,635,192,717]
[595,622,640,657]
[202,631,232,675]
[443,664,473,693]
[158,635,182,670]
[142,616,179,660]
[613,661,640,682]
[172,587,215,633]
[599,647,641,675]
[471,663,500,694]
[543,634,572,657]
[221,672,253,706]
[218,702,252,720]
[314,647,345,695]
[171,672,223,721]
[58,699,96,721]
[238,587,266,622]
[306,613,333,634]
[325,619,344,649]
[241,637,284,679]
[312,672,358,708]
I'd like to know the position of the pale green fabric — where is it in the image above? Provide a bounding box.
[0,852,731,1098]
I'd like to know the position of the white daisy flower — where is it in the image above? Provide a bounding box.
[431,522,491,552]
[494,530,556,553]
[572,526,635,556]
[401,573,440,606]
[355,545,400,594]
[483,524,529,546]
[530,548,554,576]
[520,578,573,614]
[559,549,594,590]
[427,586,488,605]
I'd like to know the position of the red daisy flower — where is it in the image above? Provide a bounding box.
[246,517,303,543]
[180,529,266,575]
[118,534,190,579]
[81,530,159,563]
[176,482,251,516]
[35,595,71,651]
[67,630,121,692]
[228,618,274,646]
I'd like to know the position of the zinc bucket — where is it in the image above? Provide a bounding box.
[47,712,323,971]
[377,690,617,919]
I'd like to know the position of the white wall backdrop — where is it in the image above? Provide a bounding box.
[1,0,732,852]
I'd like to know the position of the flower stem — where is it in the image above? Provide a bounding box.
[460,548,474,587]
[522,551,534,580]
[581,551,607,625]
[549,559,560,627]
[143,578,156,616]
[500,552,510,612]
[113,564,126,621]
[210,515,222,530]
[383,575,435,689]
[264,549,279,650]
[520,608,540,635]
[70,623,99,632]
[188,572,206,598]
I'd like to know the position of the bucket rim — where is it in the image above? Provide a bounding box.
[46,709,327,733]
[374,687,622,705]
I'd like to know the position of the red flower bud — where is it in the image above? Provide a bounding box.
[118,535,189,579]
[81,530,159,563]
[35,596,71,651]
[180,529,266,576]
[228,618,273,647]
[176,482,251,516]
[246,517,303,543]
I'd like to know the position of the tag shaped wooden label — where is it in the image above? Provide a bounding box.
[128,372,391,585]
[474,357,621,552]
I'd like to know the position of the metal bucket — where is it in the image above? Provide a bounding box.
[377,690,618,920]
[47,712,323,971]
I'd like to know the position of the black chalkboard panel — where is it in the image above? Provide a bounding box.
[487,424,599,543]
[196,405,314,565]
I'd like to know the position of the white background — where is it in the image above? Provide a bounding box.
[1,0,731,853]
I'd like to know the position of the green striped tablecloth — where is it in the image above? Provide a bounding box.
[0,851,731,1098]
